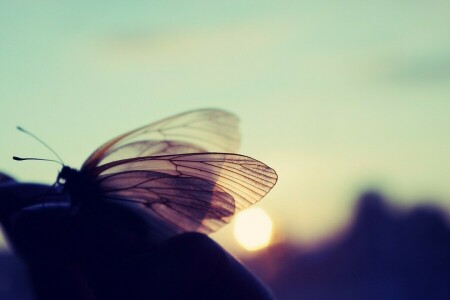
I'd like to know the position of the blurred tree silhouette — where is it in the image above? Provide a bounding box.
[244,192,450,300]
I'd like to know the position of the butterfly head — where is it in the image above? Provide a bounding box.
[57,166,79,186]
[57,166,99,206]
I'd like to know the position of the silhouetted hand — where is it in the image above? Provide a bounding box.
[0,175,273,300]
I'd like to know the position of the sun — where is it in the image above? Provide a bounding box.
[233,207,273,251]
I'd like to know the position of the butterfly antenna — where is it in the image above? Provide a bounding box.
[12,156,63,166]
[14,126,65,165]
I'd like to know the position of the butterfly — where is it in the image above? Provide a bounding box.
[15,109,277,237]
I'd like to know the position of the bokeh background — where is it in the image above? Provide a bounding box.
[1,1,449,299]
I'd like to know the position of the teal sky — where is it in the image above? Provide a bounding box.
[1,1,449,251]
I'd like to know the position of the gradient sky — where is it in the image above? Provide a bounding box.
[1,1,449,251]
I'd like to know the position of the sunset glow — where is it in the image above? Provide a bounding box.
[233,208,273,251]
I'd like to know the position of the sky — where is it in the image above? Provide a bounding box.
[1,1,449,252]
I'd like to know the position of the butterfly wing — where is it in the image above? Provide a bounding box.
[88,153,277,235]
[82,109,240,170]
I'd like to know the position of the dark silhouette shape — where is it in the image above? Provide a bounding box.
[0,252,34,300]
[4,172,449,300]
[0,175,273,299]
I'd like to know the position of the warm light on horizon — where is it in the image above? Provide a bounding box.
[233,207,273,251]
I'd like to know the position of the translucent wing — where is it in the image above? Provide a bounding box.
[90,153,277,234]
[82,109,240,171]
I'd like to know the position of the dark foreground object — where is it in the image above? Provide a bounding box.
[0,177,273,300]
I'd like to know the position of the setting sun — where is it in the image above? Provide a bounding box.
[233,208,273,251]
